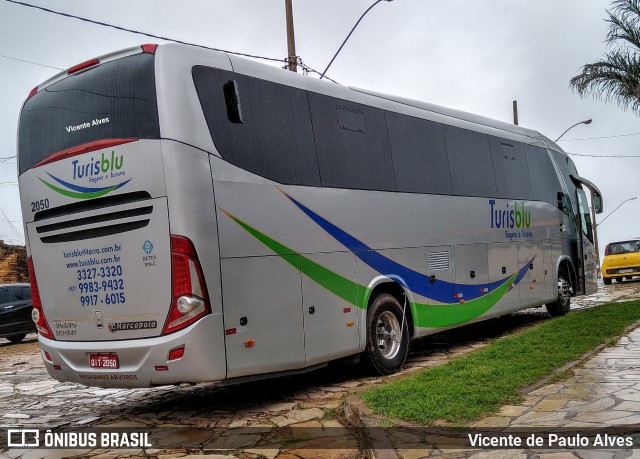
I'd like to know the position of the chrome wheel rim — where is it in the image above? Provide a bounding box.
[558,275,570,308]
[376,311,401,359]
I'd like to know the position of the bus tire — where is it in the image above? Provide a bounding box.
[546,268,571,317]
[7,334,26,344]
[603,277,612,286]
[365,293,409,375]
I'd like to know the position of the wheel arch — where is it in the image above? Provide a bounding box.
[365,276,415,340]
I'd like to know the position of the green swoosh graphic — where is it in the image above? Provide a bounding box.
[220,208,370,309]
[39,178,119,200]
[221,208,516,329]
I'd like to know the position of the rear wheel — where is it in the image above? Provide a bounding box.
[7,334,26,343]
[603,277,612,286]
[365,293,409,375]
[547,268,571,317]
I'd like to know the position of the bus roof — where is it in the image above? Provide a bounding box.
[26,42,564,155]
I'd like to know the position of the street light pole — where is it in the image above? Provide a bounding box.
[597,196,637,228]
[555,118,592,142]
[319,0,393,80]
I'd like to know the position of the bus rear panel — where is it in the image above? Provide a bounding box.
[18,46,224,387]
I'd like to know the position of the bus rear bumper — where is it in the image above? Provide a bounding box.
[37,314,226,388]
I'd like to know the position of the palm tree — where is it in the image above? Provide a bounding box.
[570,0,640,115]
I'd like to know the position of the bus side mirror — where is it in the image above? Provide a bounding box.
[223,80,244,124]
[593,194,603,214]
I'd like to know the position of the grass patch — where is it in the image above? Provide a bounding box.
[362,301,640,425]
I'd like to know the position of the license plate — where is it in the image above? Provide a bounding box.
[89,353,119,369]
[619,269,634,274]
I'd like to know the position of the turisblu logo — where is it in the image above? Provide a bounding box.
[72,151,124,181]
[38,150,130,200]
[489,200,531,229]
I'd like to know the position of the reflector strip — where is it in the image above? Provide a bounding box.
[168,347,185,361]
[32,139,137,169]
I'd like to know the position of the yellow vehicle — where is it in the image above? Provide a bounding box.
[602,240,640,285]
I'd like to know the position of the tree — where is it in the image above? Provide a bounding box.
[570,0,640,115]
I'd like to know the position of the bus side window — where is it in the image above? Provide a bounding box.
[193,66,321,187]
[308,92,396,192]
[488,137,533,200]
[525,145,562,206]
[386,112,453,195]
[443,125,497,198]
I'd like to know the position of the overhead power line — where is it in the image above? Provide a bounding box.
[567,152,640,158]
[0,53,63,70]
[3,0,284,63]
[559,132,640,142]
[3,0,342,83]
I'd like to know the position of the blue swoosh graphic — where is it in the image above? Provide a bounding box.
[283,192,534,303]
[47,172,131,193]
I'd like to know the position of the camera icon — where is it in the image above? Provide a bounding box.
[7,429,40,447]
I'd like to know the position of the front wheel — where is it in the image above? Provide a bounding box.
[546,268,571,317]
[365,293,409,375]
[603,277,612,286]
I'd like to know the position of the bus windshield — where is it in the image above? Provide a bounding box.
[18,52,159,175]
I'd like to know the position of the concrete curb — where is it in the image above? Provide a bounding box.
[344,396,399,459]
[518,318,640,396]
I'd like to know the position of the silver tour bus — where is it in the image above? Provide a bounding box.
[18,43,603,387]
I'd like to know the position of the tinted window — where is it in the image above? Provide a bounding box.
[525,145,562,205]
[550,150,579,209]
[193,66,321,186]
[386,112,452,194]
[0,288,9,304]
[488,137,533,200]
[308,93,396,191]
[443,126,497,197]
[18,53,159,175]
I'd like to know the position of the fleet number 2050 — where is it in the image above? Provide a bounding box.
[31,199,50,212]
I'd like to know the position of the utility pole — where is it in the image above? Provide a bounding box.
[513,100,519,125]
[285,0,297,72]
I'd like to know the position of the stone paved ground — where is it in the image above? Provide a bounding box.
[1,280,639,459]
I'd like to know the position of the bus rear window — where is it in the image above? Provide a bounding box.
[18,52,160,175]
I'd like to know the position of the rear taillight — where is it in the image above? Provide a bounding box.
[68,58,100,75]
[27,86,38,100]
[141,44,158,54]
[162,236,210,335]
[27,257,55,340]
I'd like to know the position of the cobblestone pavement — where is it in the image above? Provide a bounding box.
[1,280,640,459]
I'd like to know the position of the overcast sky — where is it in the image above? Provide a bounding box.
[0,0,638,259]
